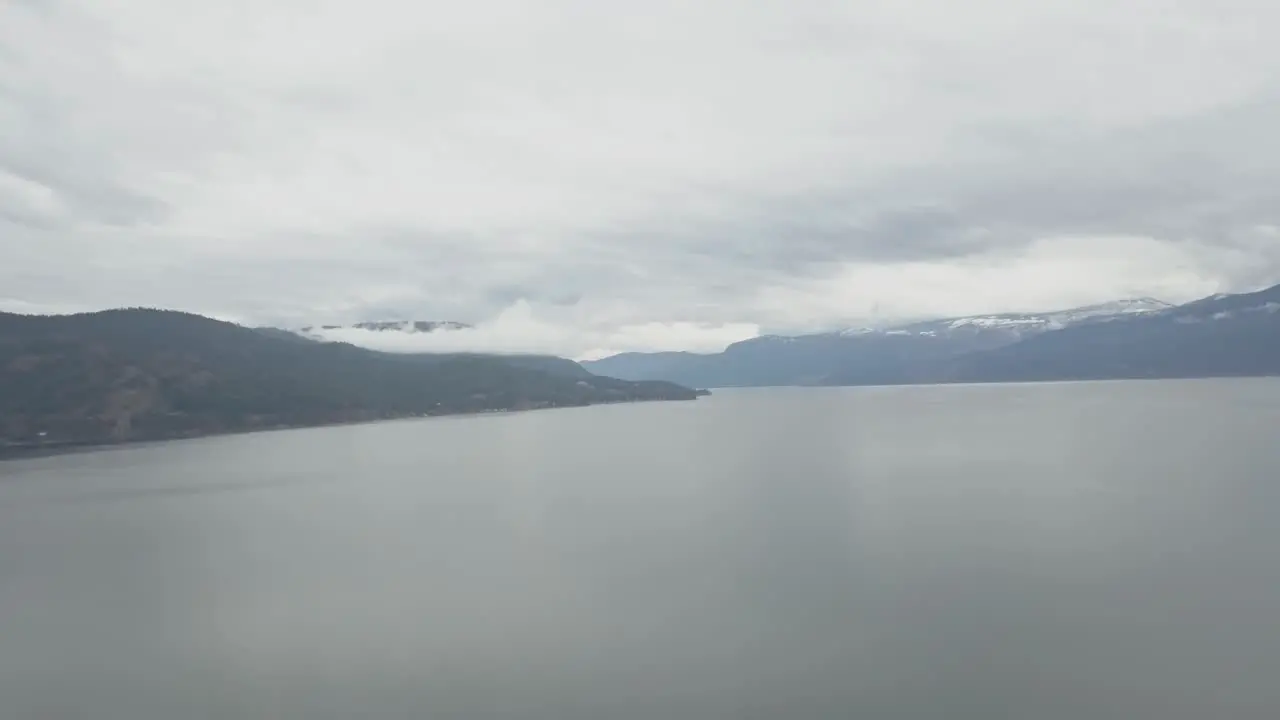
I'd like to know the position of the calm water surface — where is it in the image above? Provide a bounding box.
[2,380,1279,719]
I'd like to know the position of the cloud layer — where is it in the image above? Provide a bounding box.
[3,0,1280,357]
[310,302,759,360]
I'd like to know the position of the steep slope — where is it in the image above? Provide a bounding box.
[0,309,700,451]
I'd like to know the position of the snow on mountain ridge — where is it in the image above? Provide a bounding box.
[947,316,1049,330]
[837,298,1174,338]
[1042,298,1174,324]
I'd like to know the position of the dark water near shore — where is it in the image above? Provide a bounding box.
[3,379,1279,719]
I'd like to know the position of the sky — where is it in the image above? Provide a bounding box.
[3,0,1280,359]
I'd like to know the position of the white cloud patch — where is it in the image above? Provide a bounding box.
[308,301,759,360]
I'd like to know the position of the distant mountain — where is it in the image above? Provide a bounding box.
[583,290,1279,387]
[868,298,1173,339]
[943,285,1280,383]
[821,297,1177,386]
[584,331,965,388]
[0,309,700,454]
[582,351,721,386]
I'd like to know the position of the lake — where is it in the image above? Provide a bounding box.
[2,379,1279,719]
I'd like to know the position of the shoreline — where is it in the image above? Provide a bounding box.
[0,395,704,463]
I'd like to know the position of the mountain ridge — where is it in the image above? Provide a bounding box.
[584,288,1280,387]
[941,284,1280,384]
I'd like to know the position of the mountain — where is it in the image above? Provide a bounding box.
[584,297,1175,387]
[583,351,721,386]
[943,285,1280,383]
[0,309,700,454]
[583,289,1280,387]
[489,354,595,379]
[872,298,1173,339]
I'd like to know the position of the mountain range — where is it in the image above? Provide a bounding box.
[0,310,699,454]
[5,284,1277,454]
[583,285,1280,387]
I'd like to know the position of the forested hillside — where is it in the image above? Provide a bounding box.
[0,309,699,452]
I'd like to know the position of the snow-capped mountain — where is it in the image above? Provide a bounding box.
[841,297,1174,338]
[1039,297,1176,322]
[946,283,1280,383]
[584,287,1280,387]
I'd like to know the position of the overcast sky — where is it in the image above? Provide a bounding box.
[3,0,1280,359]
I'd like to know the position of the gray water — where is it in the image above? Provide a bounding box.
[2,380,1279,719]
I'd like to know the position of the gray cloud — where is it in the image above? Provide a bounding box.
[3,0,1280,356]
